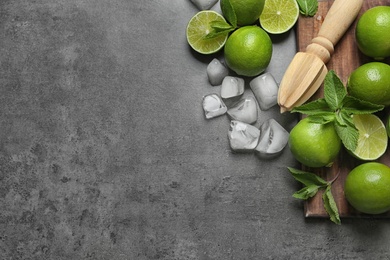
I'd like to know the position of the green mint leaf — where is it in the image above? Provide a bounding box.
[296,0,318,16]
[293,185,319,200]
[291,98,331,115]
[342,95,384,115]
[210,20,234,32]
[220,0,237,28]
[324,71,347,111]
[288,167,328,187]
[322,185,341,225]
[334,113,359,151]
[307,113,336,124]
[203,29,233,39]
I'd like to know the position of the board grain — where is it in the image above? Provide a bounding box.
[296,0,390,218]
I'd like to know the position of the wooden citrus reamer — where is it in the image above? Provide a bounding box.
[277,0,364,113]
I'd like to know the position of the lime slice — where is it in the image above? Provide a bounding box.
[351,114,388,160]
[259,0,299,34]
[186,11,229,54]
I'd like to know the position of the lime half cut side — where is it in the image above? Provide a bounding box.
[186,11,229,54]
[351,114,388,161]
[259,0,299,34]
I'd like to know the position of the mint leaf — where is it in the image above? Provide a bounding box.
[288,167,328,187]
[334,113,359,151]
[342,96,384,115]
[293,185,319,200]
[204,20,234,39]
[210,20,235,31]
[307,113,336,124]
[322,185,341,225]
[220,0,237,28]
[291,98,331,115]
[324,70,347,111]
[296,0,318,16]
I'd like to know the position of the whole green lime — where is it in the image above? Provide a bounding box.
[221,0,265,26]
[224,26,272,77]
[347,62,390,106]
[288,117,341,168]
[356,6,390,60]
[344,162,390,214]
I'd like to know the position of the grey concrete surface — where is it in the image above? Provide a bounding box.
[1,0,390,259]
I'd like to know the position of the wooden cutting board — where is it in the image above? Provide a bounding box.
[296,0,390,218]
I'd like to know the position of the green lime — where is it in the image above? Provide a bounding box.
[186,11,229,55]
[221,0,265,26]
[288,117,341,168]
[347,62,390,106]
[344,162,390,214]
[356,6,390,60]
[259,0,299,34]
[224,26,272,77]
[350,114,388,161]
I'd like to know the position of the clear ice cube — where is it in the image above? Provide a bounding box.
[250,72,279,110]
[207,58,229,86]
[227,96,258,125]
[228,120,260,152]
[190,0,219,10]
[202,93,227,119]
[221,76,245,100]
[255,118,289,159]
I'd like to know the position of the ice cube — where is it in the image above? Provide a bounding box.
[202,93,227,119]
[250,72,279,110]
[190,0,219,10]
[207,58,229,86]
[221,76,245,101]
[228,120,260,152]
[227,96,258,124]
[255,118,289,159]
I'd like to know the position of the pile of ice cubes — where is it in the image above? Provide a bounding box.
[202,58,289,159]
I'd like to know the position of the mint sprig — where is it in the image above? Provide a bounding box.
[296,0,318,17]
[288,167,341,225]
[291,70,384,152]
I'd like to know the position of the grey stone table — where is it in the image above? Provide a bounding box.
[1,0,390,259]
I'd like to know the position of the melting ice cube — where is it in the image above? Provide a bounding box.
[255,118,289,159]
[202,93,227,119]
[228,120,260,152]
[221,76,245,101]
[207,58,229,86]
[190,0,219,10]
[227,96,258,124]
[250,72,279,110]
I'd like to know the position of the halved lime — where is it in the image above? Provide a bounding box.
[259,0,299,34]
[186,11,229,54]
[351,114,388,161]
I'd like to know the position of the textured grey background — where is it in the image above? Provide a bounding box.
[1,0,390,259]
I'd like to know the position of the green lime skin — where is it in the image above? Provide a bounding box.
[288,117,341,168]
[347,62,390,106]
[221,0,265,26]
[356,6,390,60]
[224,26,272,77]
[344,162,390,215]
